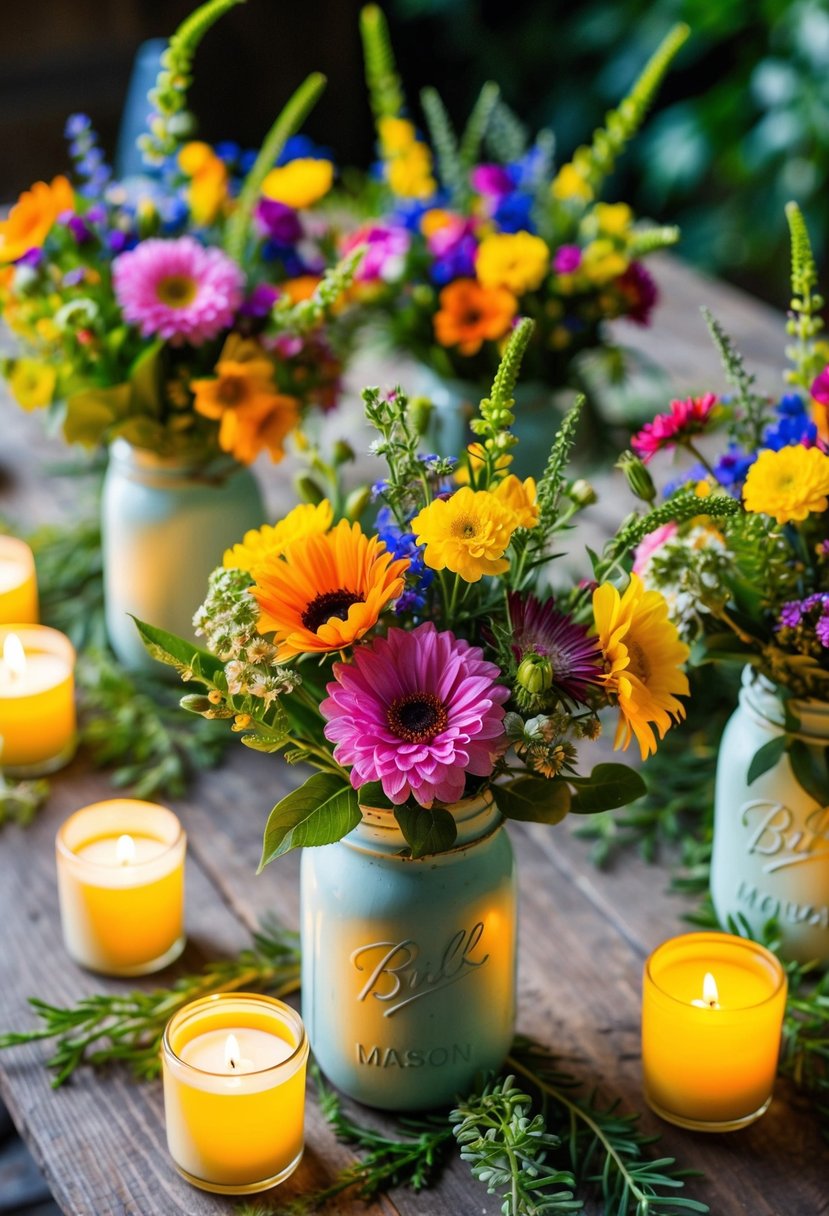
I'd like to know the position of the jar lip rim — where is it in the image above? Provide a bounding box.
[108,436,240,476]
[742,666,829,715]
[644,931,787,1010]
[161,992,308,1077]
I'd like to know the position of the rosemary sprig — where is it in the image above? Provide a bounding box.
[0,920,300,1086]
[0,774,50,828]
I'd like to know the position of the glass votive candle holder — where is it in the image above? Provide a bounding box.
[0,624,75,776]
[642,931,787,1132]
[0,536,38,624]
[162,993,309,1194]
[56,799,186,976]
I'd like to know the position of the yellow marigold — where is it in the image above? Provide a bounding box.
[178,142,228,226]
[224,501,334,574]
[455,442,513,486]
[493,474,539,529]
[411,486,519,582]
[0,176,74,263]
[743,445,829,525]
[420,208,455,238]
[592,574,690,761]
[253,520,408,656]
[593,202,633,236]
[378,116,418,154]
[9,359,56,410]
[387,144,436,199]
[550,163,593,203]
[580,239,629,284]
[261,159,334,210]
[476,231,550,295]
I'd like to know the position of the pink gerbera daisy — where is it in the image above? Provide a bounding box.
[631,393,718,463]
[112,236,244,346]
[321,622,509,807]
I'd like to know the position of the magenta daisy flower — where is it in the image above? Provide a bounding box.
[112,236,244,346]
[631,393,719,463]
[321,622,509,807]
[508,592,603,703]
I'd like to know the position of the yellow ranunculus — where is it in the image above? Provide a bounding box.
[411,486,519,582]
[261,159,334,210]
[742,445,829,525]
[9,359,56,410]
[476,231,550,295]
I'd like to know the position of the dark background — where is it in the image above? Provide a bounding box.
[2,0,828,304]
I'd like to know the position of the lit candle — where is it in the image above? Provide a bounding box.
[0,625,75,775]
[642,931,787,1132]
[162,994,309,1194]
[56,799,186,976]
[0,536,38,624]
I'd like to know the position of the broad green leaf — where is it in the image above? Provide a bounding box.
[788,739,829,806]
[63,385,131,446]
[240,733,289,754]
[568,763,647,814]
[394,803,457,858]
[492,777,570,824]
[747,736,786,785]
[129,340,164,416]
[116,416,167,450]
[259,773,360,868]
[132,617,225,682]
[357,780,395,810]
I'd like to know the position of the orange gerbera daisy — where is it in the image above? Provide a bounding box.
[434,278,517,356]
[0,176,74,263]
[253,520,409,657]
[191,336,299,464]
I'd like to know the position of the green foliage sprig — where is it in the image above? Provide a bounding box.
[784,200,825,393]
[485,97,529,163]
[779,952,829,1130]
[0,776,50,829]
[0,920,300,1086]
[360,4,405,122]
[701,306,768,450]
[468,317,535,485]
[420,86,468,208]
[270,249,364,335]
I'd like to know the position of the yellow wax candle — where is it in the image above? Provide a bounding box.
[56,799,186,976]
[642,932,787,1132]
[0,625,75,775]
[0,537,38,624]
[162,994,309,1194]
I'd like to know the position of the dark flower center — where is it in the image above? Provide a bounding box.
[301,588,362,632]
[387,692,449,743]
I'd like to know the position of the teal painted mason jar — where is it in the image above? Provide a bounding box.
[300,791,517,1111]
[102,439,264,672]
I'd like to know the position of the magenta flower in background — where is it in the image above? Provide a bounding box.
[471,163,514,200]
[321,623,509,807]
[631,393,719,463]
[553,244,582,274]
[507,593,604,702]
[112,236,244,346]
[426,213,476,258]
[617,260,658,325]
[341,223,410,282]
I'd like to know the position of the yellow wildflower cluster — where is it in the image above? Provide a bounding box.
[178,142,228,227]
[476,231,550,295]
[378,116,436,200]
[412,478,538,583]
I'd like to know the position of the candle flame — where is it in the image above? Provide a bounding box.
[224,1033,241,1072]
[3,634,26,680]
[691,970,720,1009]
[115,834,136,865]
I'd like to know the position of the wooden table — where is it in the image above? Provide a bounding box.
[1,256,827,1216]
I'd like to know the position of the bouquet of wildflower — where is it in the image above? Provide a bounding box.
[341,6,685,391]
[619,203,829,704]
[0,0,361,467]
[136,318,696,863]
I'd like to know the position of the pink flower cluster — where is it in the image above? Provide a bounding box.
[631,392,719,462]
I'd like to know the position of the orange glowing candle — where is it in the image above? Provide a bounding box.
[56,799,186,975]
[0,625,75,775]
[0,537,38,624]
[642,932,787,1132]
[162,994,308,1194]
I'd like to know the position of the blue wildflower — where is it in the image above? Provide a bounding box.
[375,506,434,613]
[712,444,756,490]
[493,192,535,234]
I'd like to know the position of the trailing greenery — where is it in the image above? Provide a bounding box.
[29,516,106,652]
[0,920,300,1087]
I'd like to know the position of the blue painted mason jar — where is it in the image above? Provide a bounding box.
[300,791,517,1110]
[101,439,264,671]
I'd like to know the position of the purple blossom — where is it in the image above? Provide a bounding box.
[471,163,514,199]
[240,283,279,318]
[777,593,829,646]
[554,244,582,274]
[16,248,44,269]
[62,268,86,287]
[64,215,91,244]
[255,198,303,245]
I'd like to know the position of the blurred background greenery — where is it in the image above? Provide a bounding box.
[3,1,827,304]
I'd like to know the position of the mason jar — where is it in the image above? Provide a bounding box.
[711,667,829,962]
[300,791,517,1110]
[101,439,264,671]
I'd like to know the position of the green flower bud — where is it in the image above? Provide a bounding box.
[568,478,597,507]
[616,450,656,504]
[179,694,214,715]
[332,439,355,466]
[344,485,372,521]
[407,396,433,436]
[295,474,326,505]
[516,653,554,695]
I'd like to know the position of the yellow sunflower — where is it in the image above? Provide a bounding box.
[493,474,539,529]
[411,487,519,582]
[592,574,690,760]
[742,445,829,525]
[253,520,408,657]
[223,501,334,574]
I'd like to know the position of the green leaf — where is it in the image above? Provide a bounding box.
[492,777,570,824]
[394,803,457,858]
[788,739,829,806]
[132,618,225,683]
[568,763,647,814]
[63,385,131,447]
[259,772,360,868]
[240,733,288,754]
[747,736,786,785]
[357,780,395,810]
[129,341,164,416]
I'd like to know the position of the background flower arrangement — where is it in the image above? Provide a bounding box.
[135,317,721,864]
[343,6,685,396]
[0,0,362,470]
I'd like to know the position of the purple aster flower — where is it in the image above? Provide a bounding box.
[112,236,244,346]
[554,244,582,274]
[777,593,829,647]
[471,164,514,199]
[64,214,91,244]
[342,223,410,283]
[16,247,44,269]
[240,282,279,318]
[508,592,604,703]
[321,622,509,807]
[430,233,477,284]
[255,198,303,245]
[62,267,86,287]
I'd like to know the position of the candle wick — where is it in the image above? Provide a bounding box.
[229,1058,236,1070]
